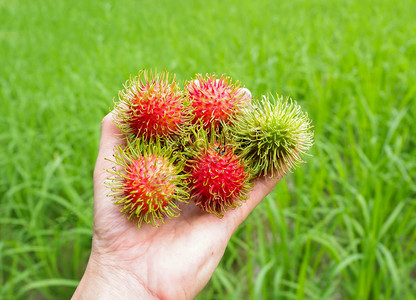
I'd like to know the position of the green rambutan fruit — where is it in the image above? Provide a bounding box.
[106,139,189,228]
[183,128,253,217]
[227,94,314,177]
[184,73,250,130]
[114,69,188,141]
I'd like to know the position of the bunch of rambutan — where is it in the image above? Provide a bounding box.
[106,69,314,228]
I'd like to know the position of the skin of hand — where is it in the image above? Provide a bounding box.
[72,107,285,300]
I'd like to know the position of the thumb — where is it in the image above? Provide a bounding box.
[93,112,125,211]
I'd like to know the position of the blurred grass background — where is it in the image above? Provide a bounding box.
[1,0,415,299]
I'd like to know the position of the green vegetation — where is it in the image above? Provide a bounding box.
[1,0,415,299]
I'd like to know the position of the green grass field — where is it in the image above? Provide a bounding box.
[1,0,415,299]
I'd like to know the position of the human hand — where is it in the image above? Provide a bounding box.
[72,109,285,300]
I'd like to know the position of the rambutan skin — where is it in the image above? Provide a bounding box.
[227,94,314,177]
[185,74,250,130]
[124,155,175,212]
[114,69,188,141]
[184,129,253,217]
[108,69,315,226]
[107,139,189,228]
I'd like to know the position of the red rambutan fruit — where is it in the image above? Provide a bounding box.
[114,69,187,141]
[184,129,252,217]
[107,140,189,228]
[184,74,250,130]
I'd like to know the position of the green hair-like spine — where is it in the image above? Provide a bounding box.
[182,126,253,217]
[227,94,314,177]
[106,139,189,228]
[184,73,250,130]
[113,69,189,142]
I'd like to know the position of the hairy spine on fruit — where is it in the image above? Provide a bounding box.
[227,94,314,177]
[184,74,250,130]
[183,127,253,217]
[114,69,188,141]
[106,139,189,228]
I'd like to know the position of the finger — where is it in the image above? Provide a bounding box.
[93,112,125,202]
[237,87,252,102]
[188,79,252,101]
[97,112,125,164]
[223,171,285,233]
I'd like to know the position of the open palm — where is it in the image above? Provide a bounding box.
[73,113,284,300]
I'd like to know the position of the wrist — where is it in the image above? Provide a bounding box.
[72,254,157,300]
